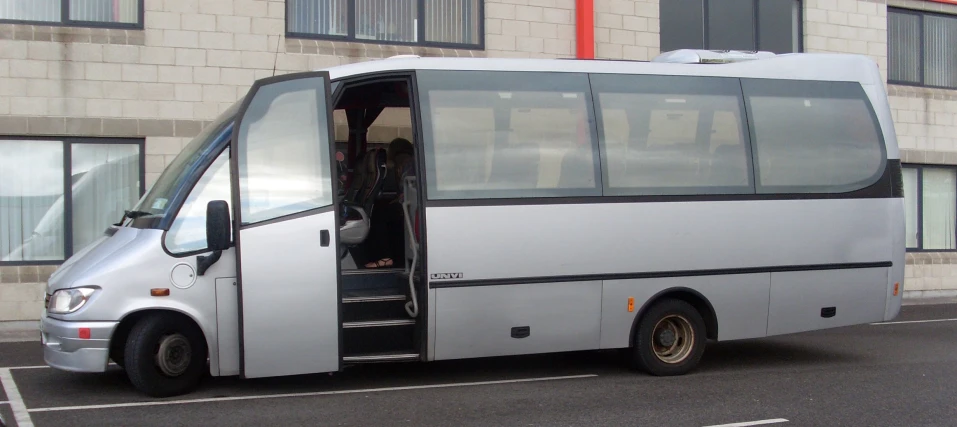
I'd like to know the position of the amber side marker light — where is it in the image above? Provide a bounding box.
[151,288,170,297]
[627,297,634,312]
[894,282,899,296]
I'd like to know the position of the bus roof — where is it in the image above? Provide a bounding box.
[320,50,884,86]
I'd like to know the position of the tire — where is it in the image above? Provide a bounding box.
[109,337,125,369]
[631,298,707,376]
[123,313,208,397]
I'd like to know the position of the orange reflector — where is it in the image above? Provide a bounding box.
[893,282,899,296]
[78,328,91,339]
[627,297,634,312]
[151,288,170,297]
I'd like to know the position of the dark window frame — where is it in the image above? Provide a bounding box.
[661,0,804,53]
[285,0,485,50]
[887,7,957,90]
[0,136,146,266]
[0,0,145,30]
[903,163,957,252]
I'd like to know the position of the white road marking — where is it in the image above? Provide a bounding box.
[0,368,35,427]
[28,374,598,413]
[871,318,957,325]
[0,362,118,371]
[703,419,788,427]
[0,400,9,404]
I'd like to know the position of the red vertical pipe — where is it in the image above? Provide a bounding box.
[576,0,594,59]
[113,0,120,21]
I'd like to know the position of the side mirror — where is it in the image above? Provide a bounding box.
[198,200,230,276]
[206,200,231,251]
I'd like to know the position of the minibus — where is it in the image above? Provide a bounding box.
[39,49,905,397]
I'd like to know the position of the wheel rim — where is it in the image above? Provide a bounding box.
[651,314,694,364]
[155,333,191,377]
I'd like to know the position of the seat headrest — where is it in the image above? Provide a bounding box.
[388,138,414,159]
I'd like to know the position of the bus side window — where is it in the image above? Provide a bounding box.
[742,79,885,194]
[418,70,601,200]
[592,74,752,196]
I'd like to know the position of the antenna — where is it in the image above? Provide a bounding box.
[271,33,283,77]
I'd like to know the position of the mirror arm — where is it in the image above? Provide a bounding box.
[196,250,222,276]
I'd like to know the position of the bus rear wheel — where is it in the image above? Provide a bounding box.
[631,298,706,376]
[124,313,207,397]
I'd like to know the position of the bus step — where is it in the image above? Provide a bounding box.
[342,294,407,303]
[342,319,416,329]
[342,352,420,363]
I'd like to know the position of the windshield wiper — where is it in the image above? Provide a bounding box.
[113,210,153,226]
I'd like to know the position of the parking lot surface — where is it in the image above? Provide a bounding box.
[2,303,957,427]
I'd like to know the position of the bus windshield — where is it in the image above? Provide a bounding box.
[131,102,240,224]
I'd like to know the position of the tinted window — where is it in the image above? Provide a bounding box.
[591,74,752,196]
[742,79,885,193]
[659,0,801,54]
[708,0,754,51]
[758,0,800,53]
[660,0,704,52]
[417,71,601,200]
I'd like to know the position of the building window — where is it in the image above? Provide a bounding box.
[0,0,142,28]
[287,0,483,48]
[888,8,957,90]
[903,165,957,251]
[0,138,144,264]
[660,0,802,54]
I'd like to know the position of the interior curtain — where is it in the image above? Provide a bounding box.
[888,11,921,84]
[355,0,416,42]
[425,0,477,44]
[0,140,65,262]
[0,0,60,21]
[924,14,957,88]
[288,0,348,36]
[922,168,957,250]
[70,144,141,254]
[903,168,918,248]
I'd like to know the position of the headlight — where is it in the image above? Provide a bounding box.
[48,287,97,314]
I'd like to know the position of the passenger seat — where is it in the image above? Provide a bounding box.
[348,147,388,215]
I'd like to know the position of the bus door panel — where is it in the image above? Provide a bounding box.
[230,72,341,378]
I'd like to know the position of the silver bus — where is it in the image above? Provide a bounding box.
[39,50,905,397]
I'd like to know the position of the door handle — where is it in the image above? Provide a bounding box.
[320,229,330,247]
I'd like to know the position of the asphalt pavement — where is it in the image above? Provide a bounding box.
[1,303,956,427]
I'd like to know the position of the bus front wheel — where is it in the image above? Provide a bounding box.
[631,298,706,376]
[124,313,207,397]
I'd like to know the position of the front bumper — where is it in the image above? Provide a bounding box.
[40,313,118,373]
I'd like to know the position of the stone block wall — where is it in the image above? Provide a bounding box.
[804,0,888,79]
[885,0,957,297]
[0,0,484,321]
[594,0,659,60]
[485,0,577,58]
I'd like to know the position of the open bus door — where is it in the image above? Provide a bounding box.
[228,72,341,378]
